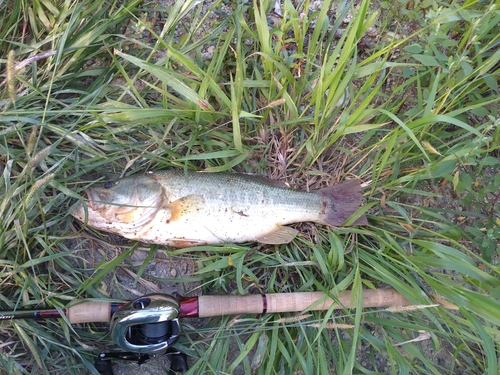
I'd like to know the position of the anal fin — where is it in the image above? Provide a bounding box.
[256,226,299,244]
[170,239,207,248]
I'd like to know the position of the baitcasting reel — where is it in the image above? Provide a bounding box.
[110,294,181,354]
[95,294,187,375]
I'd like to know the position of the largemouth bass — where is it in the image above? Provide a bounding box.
[72,170,367,247]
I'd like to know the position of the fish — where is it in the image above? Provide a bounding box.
[72,170,367,248]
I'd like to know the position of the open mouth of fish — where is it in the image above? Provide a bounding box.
[81,189,93,209]
[82,188,113,210]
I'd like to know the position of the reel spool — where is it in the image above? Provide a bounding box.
[110,294,181,354]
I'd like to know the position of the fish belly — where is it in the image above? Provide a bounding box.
[135,200,320,246]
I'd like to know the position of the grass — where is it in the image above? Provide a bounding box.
[1,0,499,374]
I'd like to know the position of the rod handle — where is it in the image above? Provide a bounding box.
[198,295,263,317]
[66,301,113,324]
[266,288,411,313]
[197,288,411,317]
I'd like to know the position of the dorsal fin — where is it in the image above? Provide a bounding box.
[217,172,287,188]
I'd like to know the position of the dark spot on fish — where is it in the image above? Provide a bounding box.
[234,210,248,217]
[166,219,170,224]
[320,200,327,215]
[104,181,115,189]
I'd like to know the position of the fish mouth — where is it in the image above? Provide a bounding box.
[83,189,97,210]
[72,188,116,224]
[71,189,97,220]
[83,188,112,210]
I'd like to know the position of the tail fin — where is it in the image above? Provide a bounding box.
[317,179,367,226]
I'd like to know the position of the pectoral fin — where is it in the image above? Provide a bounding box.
[256,226,299,244]
[166,194,205,222]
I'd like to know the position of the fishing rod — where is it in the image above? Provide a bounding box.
[1,288,412,374]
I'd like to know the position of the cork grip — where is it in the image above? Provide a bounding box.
[266,288,411,313]
[197,289,411,317]
[198,295,264,317]
[66,301,112,324]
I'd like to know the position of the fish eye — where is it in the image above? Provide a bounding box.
[104,181,116,189]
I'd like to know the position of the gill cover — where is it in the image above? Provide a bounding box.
[73,175,166,232]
